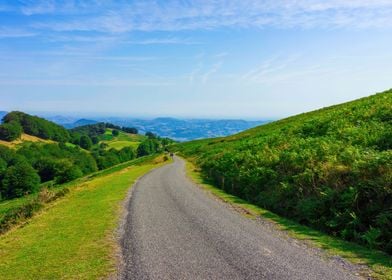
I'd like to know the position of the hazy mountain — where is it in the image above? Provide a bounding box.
[46,115,268,141]
[0,111,8,121]
[92,117,268,141]
[63,119,98,129]
[44,115,78,125]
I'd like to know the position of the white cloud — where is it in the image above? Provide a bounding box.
[125,37,201,45]
[202,62,223,84]
[20,0,56,16]
[0,27,36,38]
[24,0,392,33]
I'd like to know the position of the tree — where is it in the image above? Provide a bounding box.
[91,136,99,145]
[118,147,136,162]
[1,161,40,198]
[34,158,59,182]
[3,111,70,142]
[122,127,138,134]
[54,160,83,184]
[0,121,22,141]
[145,131,157,139]
[112,129,120,136]
[79,135,93,150]
[137,139,158,157]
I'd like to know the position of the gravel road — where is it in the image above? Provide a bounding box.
[119,157,362,280]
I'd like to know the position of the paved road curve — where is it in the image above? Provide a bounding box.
[120,157,360,280]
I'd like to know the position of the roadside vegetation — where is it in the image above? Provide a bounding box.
[175,90,392,255]
[185,160,391,279]
[0,113,174,203]
[0,155,169,279]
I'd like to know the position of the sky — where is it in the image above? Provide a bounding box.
[1,0,392,119]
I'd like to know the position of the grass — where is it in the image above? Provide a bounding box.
[184,159,392,280]
[0,134,54,149]
[99,129,145,150]
[106,140,140,150]
[0,195,35,218]
[0,155,169,279]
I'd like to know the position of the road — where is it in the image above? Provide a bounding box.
[120,157,361,280]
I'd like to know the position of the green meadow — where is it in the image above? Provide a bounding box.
[0,156,168,279]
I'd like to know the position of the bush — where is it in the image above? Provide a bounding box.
[55,160,83,184]
[0,201,43,233]
[1,161,41,198]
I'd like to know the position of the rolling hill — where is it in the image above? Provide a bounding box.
[176,89,392,254]
[0,113,170,202]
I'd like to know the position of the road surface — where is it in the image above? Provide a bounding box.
[120,157,361,280]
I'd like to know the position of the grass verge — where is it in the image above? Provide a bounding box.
[184,159,392,280]
[0,155,169,279]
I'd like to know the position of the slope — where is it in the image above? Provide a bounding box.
[176,90,392,254]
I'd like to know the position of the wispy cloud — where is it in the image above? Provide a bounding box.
[0,27,36,38]
[241,55,301,83]
[0,78,173,87]
[125,37,201,45]
[20,0,56,16]
[202,62,223,84]
[24,0,392,33]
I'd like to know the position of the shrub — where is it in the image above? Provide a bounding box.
[1,161,41,198]
[55,160,83,184]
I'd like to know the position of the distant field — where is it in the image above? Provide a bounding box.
[0,156,168,279]
[99,129,145,150]
[106,140,140,150]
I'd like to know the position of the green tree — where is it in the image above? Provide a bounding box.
[145,131,157,139]
[137,139,159,157]
[79,135,93,150]
[91,136,99,145]
[1,161,40,198]
[55,160,83,184]
[0,121,22,141]
[112,129,120,136]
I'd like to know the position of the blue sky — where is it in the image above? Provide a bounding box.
[1,0,392,119]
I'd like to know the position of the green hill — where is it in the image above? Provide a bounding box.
[176,89,392,254]
[0,113,170,202]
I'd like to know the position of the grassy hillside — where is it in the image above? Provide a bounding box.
[0,155,169,279]
[176,90,392,254]
[0,133,54,149]
[99,128,145,150]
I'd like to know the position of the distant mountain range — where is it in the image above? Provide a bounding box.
[47,116,269,141]
[1,111,269,141]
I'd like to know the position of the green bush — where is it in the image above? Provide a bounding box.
[1,161,41,198]
[55,160,83,184]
